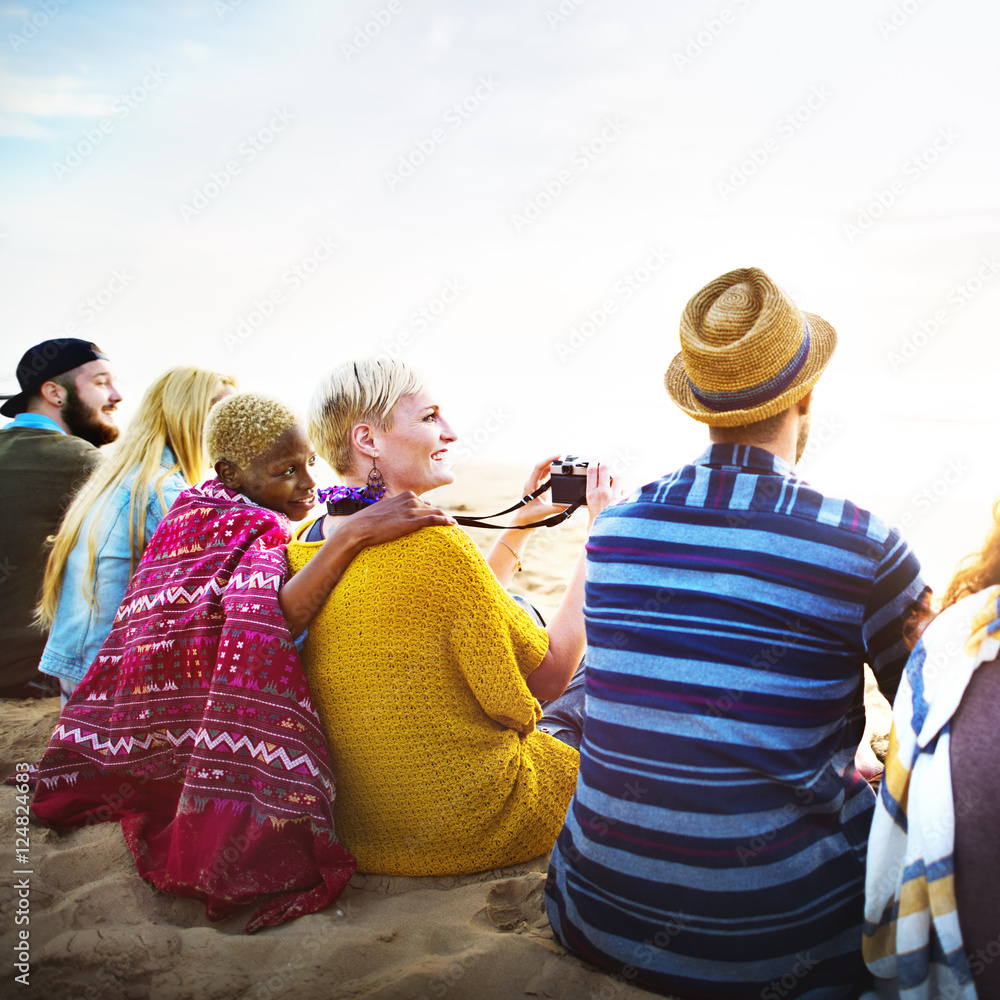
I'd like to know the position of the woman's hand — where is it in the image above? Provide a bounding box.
[342,492,456,547]
[508,455,568,528]
[281,494,454,639]
[585,461,623,529]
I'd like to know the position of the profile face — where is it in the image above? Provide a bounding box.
[373,391,457,497]
[63,359,123,446]
[236,425,318,520]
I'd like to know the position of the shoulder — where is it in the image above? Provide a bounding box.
[0,426,98,462]
[390,524,487,569]
[54,434,101,478]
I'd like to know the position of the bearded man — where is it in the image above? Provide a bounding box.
[546,268,928,1000]
[0,339,122,696]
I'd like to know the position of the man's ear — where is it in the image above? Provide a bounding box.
[38,380,65,408]
[797,389,813,415]
[215,459,240,489]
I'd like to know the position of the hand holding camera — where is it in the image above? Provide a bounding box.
[511,455,620,530]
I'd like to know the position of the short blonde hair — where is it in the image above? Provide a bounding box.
[206,391,300,470]
[308,358,424,476]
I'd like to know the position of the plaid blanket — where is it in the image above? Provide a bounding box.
[861,588,1000,998]
[30,479,356,932]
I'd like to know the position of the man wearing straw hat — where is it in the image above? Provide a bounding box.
[546,267,927,999]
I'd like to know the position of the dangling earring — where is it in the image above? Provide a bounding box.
[366,453,386,501]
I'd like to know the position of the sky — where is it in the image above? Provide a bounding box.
[2,0,999,591]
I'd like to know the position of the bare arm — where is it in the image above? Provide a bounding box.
[280,492,455,638]
[525,463,620,702]
[486,454,566,587]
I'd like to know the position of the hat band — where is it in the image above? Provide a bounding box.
[687,322,811,413]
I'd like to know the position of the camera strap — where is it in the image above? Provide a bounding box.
[451,481,586,530]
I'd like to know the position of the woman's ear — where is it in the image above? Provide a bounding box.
[215,459,241,489]
[350,423,378,459]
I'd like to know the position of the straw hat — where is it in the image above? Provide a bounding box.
[665,267,837,427]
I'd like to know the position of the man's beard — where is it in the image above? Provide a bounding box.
[62,385,119,447]
[795,411,811,464]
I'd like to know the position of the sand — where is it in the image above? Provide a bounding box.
[0,465,891,1000]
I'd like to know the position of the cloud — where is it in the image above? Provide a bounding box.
[0,112,48,137]
[0,73,112,126]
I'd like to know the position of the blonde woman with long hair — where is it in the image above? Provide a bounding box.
[37,366,236,703]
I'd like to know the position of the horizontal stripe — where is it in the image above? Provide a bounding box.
[549,444,925,995]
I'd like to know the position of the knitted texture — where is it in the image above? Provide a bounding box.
[287,524,580,876]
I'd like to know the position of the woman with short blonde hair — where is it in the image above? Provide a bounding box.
[289,357,618,876]
[307,357,424,476]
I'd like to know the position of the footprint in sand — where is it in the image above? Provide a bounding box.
[482,873,549,932]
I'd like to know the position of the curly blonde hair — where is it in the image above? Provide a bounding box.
[941,497,1000,610]
[308,358,424,475]
[206,392,300,471]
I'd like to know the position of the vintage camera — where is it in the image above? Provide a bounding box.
[549,455,589,504]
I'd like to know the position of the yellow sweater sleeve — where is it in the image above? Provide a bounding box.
[437,528,549,733]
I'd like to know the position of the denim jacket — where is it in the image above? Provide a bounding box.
[39,448,186,685]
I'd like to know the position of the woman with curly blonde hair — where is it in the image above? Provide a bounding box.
[37,366,237,702]
[864,504,1000,999]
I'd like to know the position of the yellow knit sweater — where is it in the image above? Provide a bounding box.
[287,523,580,876]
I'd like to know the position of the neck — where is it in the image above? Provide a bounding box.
[25,401,70,435]
[709,417,800,467]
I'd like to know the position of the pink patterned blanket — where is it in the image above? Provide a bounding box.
[30,479,356,932]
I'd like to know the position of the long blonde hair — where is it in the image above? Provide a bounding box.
[36,366,236,628]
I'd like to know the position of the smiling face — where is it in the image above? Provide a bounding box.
[369,391,458,497]
[60,359,123,446]
[220,424,318,520]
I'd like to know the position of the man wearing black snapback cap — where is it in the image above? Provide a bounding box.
[0,338,122,698]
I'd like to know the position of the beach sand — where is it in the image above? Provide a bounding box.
[0,466,891,1000]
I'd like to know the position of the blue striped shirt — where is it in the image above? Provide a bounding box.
[546,444,926,1000]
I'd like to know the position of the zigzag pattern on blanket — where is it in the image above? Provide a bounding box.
[30,478,356,931]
